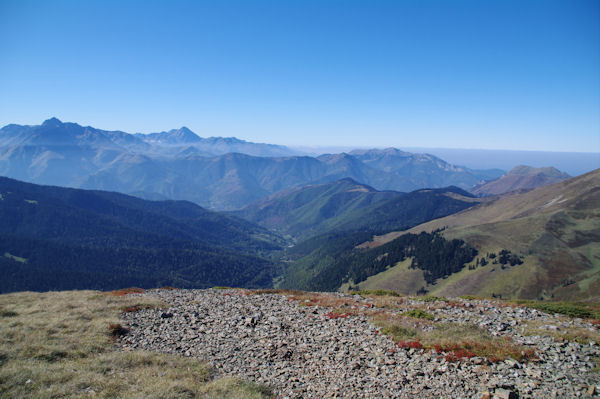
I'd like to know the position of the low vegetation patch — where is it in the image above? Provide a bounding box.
[396,340,423,349]
[106,287,145,296]
[380,325,418,339]
[350,289,401,297]
[402,309,434,320]
[108,323,129,338]
[510,300,600,319]
[286,292,357,309]
[419,295,448,303]
[120,303,160,313]
[0,308,18,317]
[325,310,351,319]
[520,319,600,345]
[375,315,535,363]
[251,288,305,296]
[0,290,271,399]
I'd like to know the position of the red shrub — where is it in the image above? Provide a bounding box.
[325,311,350,319]
[445,352,458,362]
[397,340,423,349]
[108,323,128,337]
[454,348,476,359]
[107,287,145,296]
[122,304,142,313]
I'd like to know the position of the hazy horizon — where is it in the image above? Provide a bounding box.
[1,1,599,153]
[3,115,598,176]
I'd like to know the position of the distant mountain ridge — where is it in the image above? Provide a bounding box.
[0,118,503,210]
[134,126,294,157]
[471,165,571,197]
[138,127,202,144]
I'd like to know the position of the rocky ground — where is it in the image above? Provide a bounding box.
[118,289,600,398]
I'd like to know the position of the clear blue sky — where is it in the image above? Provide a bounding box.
[1,0,599,152]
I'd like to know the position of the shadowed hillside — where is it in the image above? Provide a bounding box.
[0,177,283,293]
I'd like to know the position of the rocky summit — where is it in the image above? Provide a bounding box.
[118,289,600,398]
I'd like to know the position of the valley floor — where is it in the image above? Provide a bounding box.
[120,289,600,398]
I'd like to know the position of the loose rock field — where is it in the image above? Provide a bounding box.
[118,289,600,398]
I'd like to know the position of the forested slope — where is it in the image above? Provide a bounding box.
[0,177,283,292]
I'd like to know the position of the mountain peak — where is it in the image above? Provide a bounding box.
[167,127,201,142]
[336,177,377,192]
[507,165,569,178]
[178,126,194,134]
[42,117,63,127]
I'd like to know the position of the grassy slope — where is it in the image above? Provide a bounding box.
[341,259,427,295]
[0,290,270,399]
[358,169,600,300]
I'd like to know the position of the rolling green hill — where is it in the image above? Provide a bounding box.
[236,178,479,240]
[0,177,283,293]
[356,169,600,300]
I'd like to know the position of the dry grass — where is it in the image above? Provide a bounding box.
[106,287,146,296]
[509,299,600,319]
[350,289,401,297]
[519,319,600,345]
[279,291,594,363]
[286,292,359,309]
[250,288,305,296]
[374,313,535,362]
[120,303,159,313]
[279,290,534,362]
[0,290,271,399]
[229,290,599,364]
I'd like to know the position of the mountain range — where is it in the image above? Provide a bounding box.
[0,118,503,210]
[1,117,594,300]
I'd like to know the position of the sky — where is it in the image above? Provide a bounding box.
[1,0,599,152]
